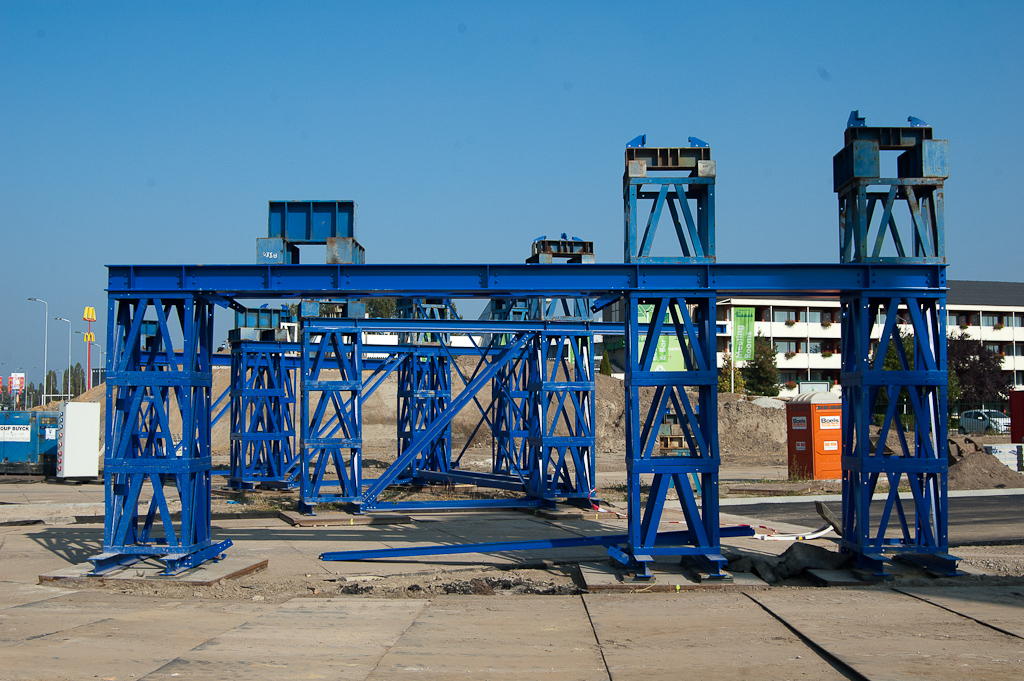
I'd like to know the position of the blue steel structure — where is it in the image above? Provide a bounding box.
[226,307,299,490]
[93,116,955,580]
[835,113,956,576]
[395,298,454,482]
[228,339,298,490]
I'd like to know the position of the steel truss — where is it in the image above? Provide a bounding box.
[396,298,454,480]
[624,145,715,263]
[298,321,363,512]
[228,340,298,489]
[92,296,229,575]
[397,347,452,479]
[100,119,954,578]
[839,292,955,575]
[524,329,595,499]
[620,292,723,578]
[835,119,947,264]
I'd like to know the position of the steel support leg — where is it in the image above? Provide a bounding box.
[228,340,297,490]
[298,322,363,512]
[524,330,596,499]
[840,293,958,576]
[91,295,223,575]
[620,292,725,580]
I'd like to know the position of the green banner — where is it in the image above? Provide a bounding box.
[733,307,755,362]
[637,303,686,371]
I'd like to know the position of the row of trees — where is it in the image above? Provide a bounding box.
[0,364,91,409]
[717,330,1011,403]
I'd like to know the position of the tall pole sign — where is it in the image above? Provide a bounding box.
[83,307,96,391]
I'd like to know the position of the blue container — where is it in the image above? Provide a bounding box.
[0,411,60,474]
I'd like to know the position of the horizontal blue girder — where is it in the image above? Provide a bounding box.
[107,263,945,298]
[320,525,755,561]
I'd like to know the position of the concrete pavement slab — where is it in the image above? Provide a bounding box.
[147,598,427,680]
[0,580,73,608]
[749,589,1024,680]
[897,586,1024,639]
[367,595,607,680]
[583,592,846,680]
[0,598,252,680]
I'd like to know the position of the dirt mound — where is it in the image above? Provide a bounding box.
[718,393,787,465]
[948,451,1024,490]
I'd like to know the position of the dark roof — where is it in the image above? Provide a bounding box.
[947,280,1024,307]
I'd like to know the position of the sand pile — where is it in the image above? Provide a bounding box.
[718,393,788,465]
[948,451,1024,490]
[62,368,793,473]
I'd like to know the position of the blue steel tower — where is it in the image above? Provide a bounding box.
[835,113,957,576]
[618,138,725,579]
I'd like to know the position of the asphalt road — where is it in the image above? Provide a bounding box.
[725,493,1024,545]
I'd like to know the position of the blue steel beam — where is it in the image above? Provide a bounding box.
[106,263,945,298]
[321,526,755,562]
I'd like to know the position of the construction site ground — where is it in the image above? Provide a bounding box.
[13,381,1024,677]
[3,467,1024,680]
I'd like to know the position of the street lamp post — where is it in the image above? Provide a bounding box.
[27,298,48,403]
[55,317,71,400]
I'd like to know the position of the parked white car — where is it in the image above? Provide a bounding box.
[958,409,1010,434]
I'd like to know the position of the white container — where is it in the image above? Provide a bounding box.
[58,403,100,478]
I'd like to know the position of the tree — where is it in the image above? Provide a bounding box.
[364,298,397,319]
[599,352,612,376]
[742,333,779,396]
[70,363,86,397]
[875,327,915,416]
[718,352,746,394]
[45,370,59,401]
[948,331,1008,403]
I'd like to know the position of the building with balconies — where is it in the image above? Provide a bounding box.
[716,280,1024,397]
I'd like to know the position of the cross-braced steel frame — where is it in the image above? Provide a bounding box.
[297,321,363,513]
[524,329,595,500]
[92,296,229,575]
[840,292,954,575]
[395,298,454,480]
[96,117,955,580]
[228,340,298,489]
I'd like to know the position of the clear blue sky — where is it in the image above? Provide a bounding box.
[2,1,1021,389]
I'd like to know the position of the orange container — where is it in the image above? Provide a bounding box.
[786,392,842,480]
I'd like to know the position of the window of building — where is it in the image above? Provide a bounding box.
[1014,343,1024,357]
[1012,314,1024,327]
[947,313,958,326]
[807,341,821,354]
[779,371,799,384]
[775,341,798,354]
[982,314,1001,327]
[985,343,1002,355]
[773,309,799,323]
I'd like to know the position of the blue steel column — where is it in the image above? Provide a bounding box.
[524,329,595,499]
[489,299,532,480]
[298,320,363,512]
[396,299,453,478]
[617,140,724,579]
[92,295,229,575]
[397,347,452,478]
[619,293,724,578]
[836,113,956,576]
[228,340,298,489]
